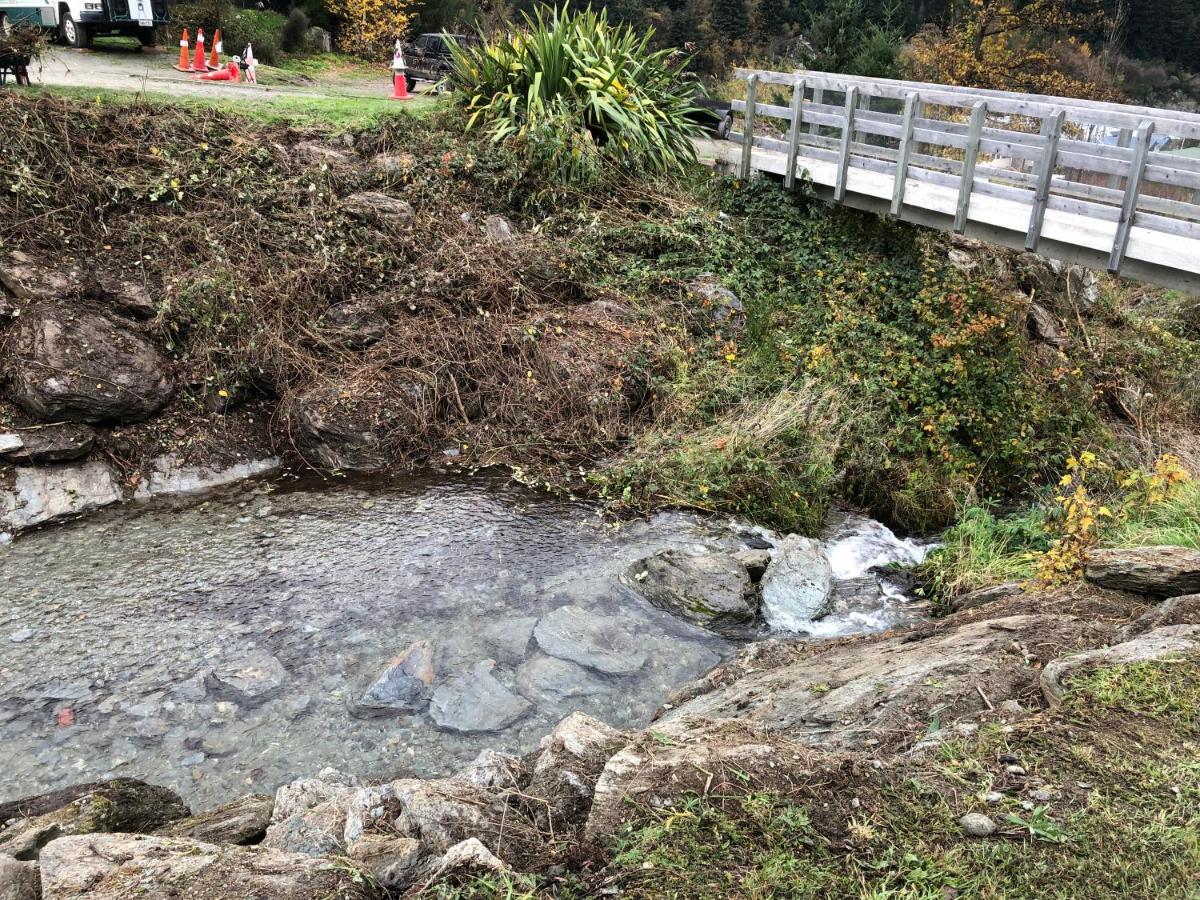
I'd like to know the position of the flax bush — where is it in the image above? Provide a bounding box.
[447,4,703,182]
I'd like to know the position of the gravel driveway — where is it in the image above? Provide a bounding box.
[24,42,402,103]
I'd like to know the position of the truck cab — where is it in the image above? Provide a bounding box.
[0,0,169,48]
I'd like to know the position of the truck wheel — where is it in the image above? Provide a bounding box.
[61,13,90,48]
[137,26,157,47]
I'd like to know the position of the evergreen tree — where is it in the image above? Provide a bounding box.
[712,0,750,38]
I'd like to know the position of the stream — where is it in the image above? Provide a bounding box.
[0,474,929,808]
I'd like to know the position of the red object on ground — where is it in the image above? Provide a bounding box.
[194,61,240,82]
[190,29,207,73]
[173,28,191,71]
[57,708,75,727]
[389,71,411,100]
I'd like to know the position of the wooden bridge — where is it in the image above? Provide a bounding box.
[700,68,1200,294]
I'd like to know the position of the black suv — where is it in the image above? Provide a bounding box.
[403,32,478,86]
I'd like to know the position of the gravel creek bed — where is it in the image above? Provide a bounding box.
[0,473,926,808]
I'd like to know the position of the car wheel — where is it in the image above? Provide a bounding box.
[716,112,733,140]
[137,26,157,47]
[61,13,90,48]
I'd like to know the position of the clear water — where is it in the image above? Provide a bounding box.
[0,475,927,810]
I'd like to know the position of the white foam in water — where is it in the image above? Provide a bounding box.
[824,515,932,580]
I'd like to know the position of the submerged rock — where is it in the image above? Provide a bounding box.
[133,455,280,499]
[429,660,531,733]
[37,833,365,899]
[621,550,760,637]
[4,308,174,424]
[533,605,647,675]
[0,424,94,465]
[354,639,435,717]
[514,654,609,707]
[206,651,289,706]
[760,535,833,631]
[1084,546,1200,598]
[0,461,121,533]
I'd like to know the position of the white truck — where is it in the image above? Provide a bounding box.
[0,0,168,48]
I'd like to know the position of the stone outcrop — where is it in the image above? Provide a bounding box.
[0,461,121,533]
[688,274,745,328]
[341,191,414,224]
[0,425,94,465]
[622,549,760,637]
[155,794,274,845]
[760,534,833,631]
[1040,624,1200,704]
[0,252,82,301]
[660,614,1105,749]
[0,857,39,900]
[1117,593,1200,640]
[319,298,389,349]
[1084,546,1200,598]
[0,780,189,861]
[524,712,627,835]
[36,834,366,899]
[4,308,174,424]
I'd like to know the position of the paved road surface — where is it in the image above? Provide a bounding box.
[26,42,407,103]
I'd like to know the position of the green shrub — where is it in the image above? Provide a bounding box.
[448,4,703,182]
[280,8,310,54]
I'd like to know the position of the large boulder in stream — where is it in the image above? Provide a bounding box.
[760,535,833,631]
[429,660,531,733]
[534,605,647,675]
[3,308,174,424]
[621,550,760,637]
[1084,546,1200,598]
[0,779,189,861]
[36,834,366,899]
[353,639,435,717]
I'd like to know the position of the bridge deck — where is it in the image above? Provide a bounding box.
[708,69,1200,294]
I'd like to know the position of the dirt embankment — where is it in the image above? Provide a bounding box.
[0,96,658,519]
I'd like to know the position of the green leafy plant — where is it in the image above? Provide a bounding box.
[447,4,704,182]
[1005,805,1067,844]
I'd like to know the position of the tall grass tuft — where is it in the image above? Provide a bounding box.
[447,4,703,183]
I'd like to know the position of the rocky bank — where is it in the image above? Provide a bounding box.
[2,545,1198,898]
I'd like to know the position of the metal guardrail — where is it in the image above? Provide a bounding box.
[715,67,1200,294]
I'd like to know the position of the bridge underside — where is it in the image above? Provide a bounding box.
[699,138,1200,295]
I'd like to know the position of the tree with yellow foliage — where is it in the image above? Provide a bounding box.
[327,0,412,57]
[907,0,1117,99]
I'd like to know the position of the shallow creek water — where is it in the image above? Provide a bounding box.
[0,474,927,808]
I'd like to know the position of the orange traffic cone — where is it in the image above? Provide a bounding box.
[190,28,207,72]
[172,28,190,72]
[207,29,222,71]
[389,70,411,100]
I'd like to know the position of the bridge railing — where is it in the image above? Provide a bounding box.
[727,67,1200,279]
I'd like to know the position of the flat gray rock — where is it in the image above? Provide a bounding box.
[480,617,537,664]
[1,461,121,534]
[533,605,647,675]
[0,424,95,465]
[429,660,531,734]
[1084,546,1200,598]
[207,651,288,706]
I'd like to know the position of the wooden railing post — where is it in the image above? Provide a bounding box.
[954,100,987,233]
[1109,120,1155,274]
[809,87,823,135]
[834,86,859,202]
[1025,110,1065,252]
[1107,128,1132,190]
[891,91,919,217]
[785,78,805,190]
[740,74,758,180]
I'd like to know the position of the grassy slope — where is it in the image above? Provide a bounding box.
[429,656,1200,899]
